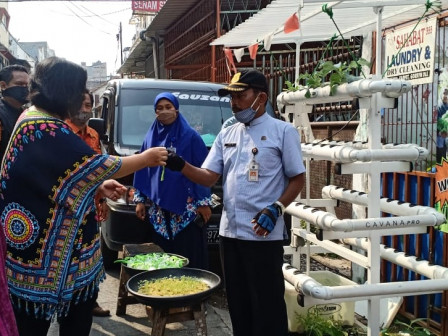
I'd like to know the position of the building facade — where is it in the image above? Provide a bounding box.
[118,0,272,81]
[82,61,108,91]
[18,41,55,64]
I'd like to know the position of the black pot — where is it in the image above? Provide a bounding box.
[126,268,221,308]
[122,253,189,277]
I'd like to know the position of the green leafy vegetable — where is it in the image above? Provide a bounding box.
[115,253,187,270]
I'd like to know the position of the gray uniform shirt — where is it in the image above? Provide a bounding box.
[203,112,305,241]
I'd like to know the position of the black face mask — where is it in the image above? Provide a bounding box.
[2,86,30,105]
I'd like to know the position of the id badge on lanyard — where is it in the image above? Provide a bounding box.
[167,139,176,154]
[168,145,176,153]
[248,147,259,182]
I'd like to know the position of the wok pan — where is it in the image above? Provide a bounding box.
[121,253,189,277]
[126,268,221,308]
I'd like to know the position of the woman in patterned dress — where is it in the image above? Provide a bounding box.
[0,57,167,336]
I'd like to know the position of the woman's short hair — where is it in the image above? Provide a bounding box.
[84,88,94,106]
[30,57,87,119]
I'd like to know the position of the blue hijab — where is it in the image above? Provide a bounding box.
[133,92,210,214]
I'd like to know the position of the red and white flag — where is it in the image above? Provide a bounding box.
[284,12,299,34]
[248,43,258,60]
[234,48,245,63]
[264,33,273,51]
[224,48,237,74]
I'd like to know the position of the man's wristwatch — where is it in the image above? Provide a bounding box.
[274,201,286,216]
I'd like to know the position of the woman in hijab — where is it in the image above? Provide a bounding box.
[0,57,167,336]
[134,92,212,269]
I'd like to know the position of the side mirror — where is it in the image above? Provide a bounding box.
[88,118,108,142]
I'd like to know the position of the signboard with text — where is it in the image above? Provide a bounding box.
[132,0,166,14]
[385,18,437,85]
[435,159,448,232]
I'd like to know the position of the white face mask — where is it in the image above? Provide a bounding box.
[71,111,91,127]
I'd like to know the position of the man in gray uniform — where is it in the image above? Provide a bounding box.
[166,69,305,336]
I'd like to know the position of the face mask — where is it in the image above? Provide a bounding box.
[233,94,260,124]
[2,86,29,104]
[157,110,177,124]
[71,111,91,127]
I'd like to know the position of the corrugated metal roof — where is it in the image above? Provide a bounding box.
[146,0,201,35]
[117,37,152,74]
[211,0,448,47]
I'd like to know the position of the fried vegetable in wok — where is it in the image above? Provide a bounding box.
[137,276,209,296]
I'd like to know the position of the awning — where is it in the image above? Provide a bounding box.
[211,0,448,47]
[144,0,199,34]
[118,0,199,74]
[118,36,154,74]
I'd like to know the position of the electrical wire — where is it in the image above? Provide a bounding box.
[71,1,124,27]
[75,7,132,19]
[64,1,114,36]
[316,108,360,144]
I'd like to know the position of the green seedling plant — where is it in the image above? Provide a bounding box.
[284,58,370,98]
[296,309,345,336]
[381,318,435,336]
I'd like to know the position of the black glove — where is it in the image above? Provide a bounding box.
[166,151,186,171]
[252,204,280,233]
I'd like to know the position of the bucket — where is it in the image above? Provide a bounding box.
[284,270,355,333]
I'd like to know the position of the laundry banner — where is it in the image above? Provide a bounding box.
[435,159,448,232]
[385,18,437,85]
[132,0,166,14]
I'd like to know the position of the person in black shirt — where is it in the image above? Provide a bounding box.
[0,64,30,159]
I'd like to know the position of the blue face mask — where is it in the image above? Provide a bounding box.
[233,94,260,124]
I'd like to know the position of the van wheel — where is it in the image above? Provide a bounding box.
[100,234,118,269]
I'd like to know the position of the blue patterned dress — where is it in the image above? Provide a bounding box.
[0,107,122,320]
[133,110,211,268]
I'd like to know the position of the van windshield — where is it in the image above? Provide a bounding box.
[118,88,233,149]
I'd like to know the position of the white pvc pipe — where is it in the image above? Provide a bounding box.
[283,264,448,300]
[277,78,412,106]
[322,185,445,220]
[301,143,429,162]
[343,238,448,280]
[334,215,437,231]
[311,141,427,152]
[287,203,444,232]
[301,0,427,6]
[310,140,368,148]
[293,228,370,267]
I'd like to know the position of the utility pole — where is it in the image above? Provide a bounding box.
[119,22,123,65]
